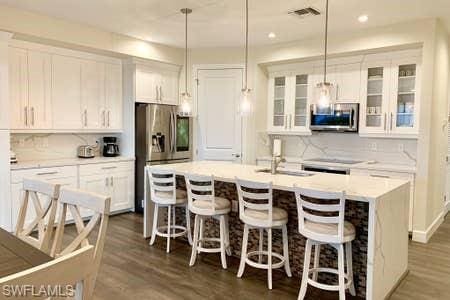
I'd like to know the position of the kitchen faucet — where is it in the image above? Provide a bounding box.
[271,155,286,175]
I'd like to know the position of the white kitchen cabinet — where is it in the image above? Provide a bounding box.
[159,70,179,105]
[334,63,361,102]
[105,63,123,130]
[110,171,134,211]
[135,66,160,104]
[81,59,104,129]
[350,168,415,231]
[52,55,82,130]
[9,48,52,130]
[359,57,420,138]
[0,131,10,231]
[267,75,289,132]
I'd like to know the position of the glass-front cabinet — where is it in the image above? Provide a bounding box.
[290,74,310,131]
[268,76,287,131]
[359,57,420,137]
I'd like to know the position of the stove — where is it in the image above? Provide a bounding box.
[304,158,364,165]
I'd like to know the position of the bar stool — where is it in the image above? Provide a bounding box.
[147,167,192,253]
[294,186,356,300]
[235,178,292,290]
[185,173,231,269]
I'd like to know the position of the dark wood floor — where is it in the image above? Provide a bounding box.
[74,212,450,300]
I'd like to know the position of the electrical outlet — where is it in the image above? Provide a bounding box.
[231,200,238,212]
[397,143,404,152]
[369,142,377,151]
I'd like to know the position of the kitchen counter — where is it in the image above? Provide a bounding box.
[257,156,417,173]
[151,161,410,300]
[10,156,135,171]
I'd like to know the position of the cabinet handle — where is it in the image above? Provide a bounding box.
[36,171,58,176]
[102,110,106,127]
[336,84,339,100]
[24,107,28,126]
[370,174,390,179]
[384,113,387,131]
[84,109,88,127]
[107,110,111,127]
[284,115,287,129]
[390,113,393,131]
[105,177,109,186]
[156,86,159,101]
[159,86,163,101]
[289,114,292,129]
[102,166,117,170]
[31,107,35,126]
[111,176,114,186]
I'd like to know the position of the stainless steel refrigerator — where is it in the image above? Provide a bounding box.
[135,103,193,213]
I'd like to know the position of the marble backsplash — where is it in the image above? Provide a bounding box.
[256,132,417,166]
[11,133,121,162]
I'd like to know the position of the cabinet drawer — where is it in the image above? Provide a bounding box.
[79,161,133,176]
[11,166,78,184]
[350,168,414,181]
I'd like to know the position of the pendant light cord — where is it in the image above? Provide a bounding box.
[323,0,329,83]
[185,9,189,96]
[244,0,249,91]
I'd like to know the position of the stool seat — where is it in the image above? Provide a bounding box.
[304,220,355,243]
[155,189,188,204]
[191,196,231,213]
[243,207,288,227]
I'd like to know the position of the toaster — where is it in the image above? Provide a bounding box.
[77,145,96,158]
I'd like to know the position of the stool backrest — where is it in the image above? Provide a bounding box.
[185,173,216,213]
[235,178,273,227]
[15,178,61,254]
[147,167,177,205]
[294,186,346,242]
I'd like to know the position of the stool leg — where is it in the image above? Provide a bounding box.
[189,214,200,266]
[282,224,292,277]
[224,215,231,256]
[185,205,193,245]
[166,205,171,253]
[219,215,227,269]
[267,228,273,290]
[198,217,204,253]
[172,206,176,239]
[298,239,312,300]
[149,203,159,245]
[313,244,321,281]
[346,242,356,296]
[338,243,346,300]
[258,228,263,264]
[237,224,249,278]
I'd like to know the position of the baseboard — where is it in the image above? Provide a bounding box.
[384,270,409,300]
[445,200,450,213]
[412,211,445,243]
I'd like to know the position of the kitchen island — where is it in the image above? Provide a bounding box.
[144,161,410,300]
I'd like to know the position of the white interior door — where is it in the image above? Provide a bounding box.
[196,68,243,162]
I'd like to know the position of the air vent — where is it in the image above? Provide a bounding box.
[288,7,321,18]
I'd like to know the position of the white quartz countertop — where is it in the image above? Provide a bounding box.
[157,161,410,202]
[256,156,416,173]
[10,156,135,170]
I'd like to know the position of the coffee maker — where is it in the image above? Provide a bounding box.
[103,137,120,157]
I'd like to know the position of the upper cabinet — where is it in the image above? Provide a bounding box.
[359,56,421,138]
[131,59,181,106]
[9,41,123,132]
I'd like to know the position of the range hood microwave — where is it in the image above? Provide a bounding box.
[310,103,359,132]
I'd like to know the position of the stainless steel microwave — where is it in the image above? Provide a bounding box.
[310,103,359,132]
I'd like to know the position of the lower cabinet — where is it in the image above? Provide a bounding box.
[350,168,415,231]
[8,160,134,232]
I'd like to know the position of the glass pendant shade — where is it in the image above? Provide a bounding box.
[179,92,192,116]
[315,82,334,108]
[240,89,252,116]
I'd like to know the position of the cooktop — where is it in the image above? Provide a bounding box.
[304,158,364,165]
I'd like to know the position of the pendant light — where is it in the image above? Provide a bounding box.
[315,0,334,108]
[240,0,252,116]
[179,8,193,116]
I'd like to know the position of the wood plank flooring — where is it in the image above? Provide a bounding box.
[69,212,450,300]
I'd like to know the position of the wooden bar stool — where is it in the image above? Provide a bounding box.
[185,173,231,269]
[235,178,292,290]
[147,167,192,253]
[294,186,356,300]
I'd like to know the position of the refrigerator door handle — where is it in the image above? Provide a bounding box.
[169,110,175,153]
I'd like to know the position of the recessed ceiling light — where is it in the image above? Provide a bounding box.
[358,14,368,23]
[268,32,276,39]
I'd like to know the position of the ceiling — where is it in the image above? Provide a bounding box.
[0,0,449,48]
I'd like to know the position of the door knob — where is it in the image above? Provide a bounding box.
[232,153,241,158]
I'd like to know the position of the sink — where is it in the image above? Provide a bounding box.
[255,168,315,177]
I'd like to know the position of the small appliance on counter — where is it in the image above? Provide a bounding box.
[77,144,97,158]
[10,151,17,164]
[103,137,120,157]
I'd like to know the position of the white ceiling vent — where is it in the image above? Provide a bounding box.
[288,7,321,19]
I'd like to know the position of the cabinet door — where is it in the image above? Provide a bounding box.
[335,63,361,102]
[79,174,109,217]
[110,171,133,212]
[9,47,28,129]
[389,60,420,135]
[81,59,104,129]
[135,67,159,104]
[160,70,179,105]
[267,76,289,132]
[359,62,391,135]
[290,74,312,132]
[105,63,123,129]
[52,55,82,129]
[28,51,52,129]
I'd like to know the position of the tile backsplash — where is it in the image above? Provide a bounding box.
[11,133,120,161]
[256,132,417,165]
